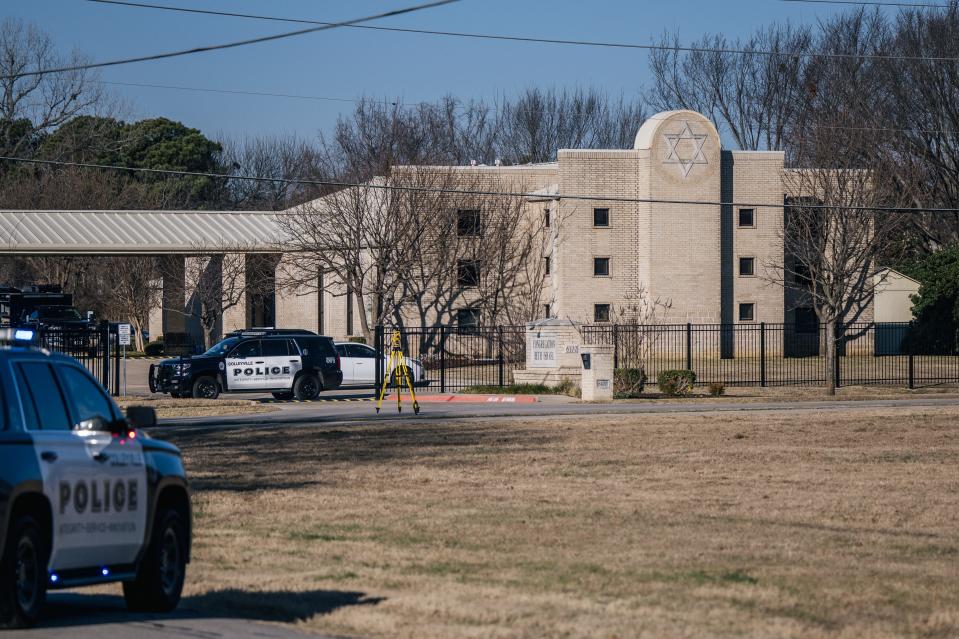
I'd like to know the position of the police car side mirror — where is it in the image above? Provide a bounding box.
[125,406,157,430]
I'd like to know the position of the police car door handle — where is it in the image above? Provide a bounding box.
[41,451,58,463]
[93,452,109,463]
[254,361,264,364]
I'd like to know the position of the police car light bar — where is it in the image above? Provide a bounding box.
[0,328,38,345]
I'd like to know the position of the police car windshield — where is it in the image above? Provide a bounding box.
[204,336,241,356]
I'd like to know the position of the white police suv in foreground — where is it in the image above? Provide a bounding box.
[0,329,191,628]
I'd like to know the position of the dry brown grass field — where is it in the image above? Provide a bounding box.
[151,406,957,638]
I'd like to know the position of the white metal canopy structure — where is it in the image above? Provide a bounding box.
[0,210,283,254]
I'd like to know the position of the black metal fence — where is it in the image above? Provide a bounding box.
[583,321,959,388]
[37,321,122,395]
[375,324,526,392]
[377,321,959,392]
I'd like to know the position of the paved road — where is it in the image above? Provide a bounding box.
[7,593,322,639]
[154,393,959,431]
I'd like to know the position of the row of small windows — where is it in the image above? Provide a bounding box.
[542,207,757,231]
[459,256,616,286]
[589,303,759,323]
[470,253,752,284]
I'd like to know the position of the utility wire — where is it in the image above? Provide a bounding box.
[0,155,954,214]
[1,0,459,80]
[99,80,381,105]
[780,0,951,8]
[84,0,959,63]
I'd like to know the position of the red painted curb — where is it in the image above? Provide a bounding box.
[381,394,538,404]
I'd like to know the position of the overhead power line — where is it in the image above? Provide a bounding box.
[100,80,378,105]
[1,0,459,80]
[780,0,950,8]
[0,155,954,214]
[85,0,959,63]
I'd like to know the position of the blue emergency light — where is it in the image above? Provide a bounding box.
[0,328,38,345]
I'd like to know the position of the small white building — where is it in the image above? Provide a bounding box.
[874,268,920,323]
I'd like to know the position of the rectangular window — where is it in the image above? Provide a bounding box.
[738,208,755,227]
[795,307,819,334]
[457,260,481,288]
[543,304,551,318]
[262,339,292,357]
[594,304,611,323]
[593,208,610,227]
[456,308,480,334]
[57,364,116,428]
[16,362,70,431]
[593,257,610,277]
[739,256,755,277]
[738,303,755,322]
[457,209,482,236]
[544,208,550,228]
[544,256,550,275]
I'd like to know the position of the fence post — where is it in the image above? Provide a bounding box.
[685,322,692,371]
[440,325,446,394]
[613,324,619,370]
[497,326,504,388]
[760,322,767,388]
[112,324,121,396]
[374,325,383,394]
[908,351,915,390]
[834,335,841,389]
[100,320,110,392]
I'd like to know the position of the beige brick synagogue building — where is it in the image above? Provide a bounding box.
[1,109,917,346]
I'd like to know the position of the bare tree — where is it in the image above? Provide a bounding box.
[218,134,327,210]
[97,257,161,351]
[646,23,815,151]
[158,250,271,349]
[276,179,411,343]
[881,1,959,253]
[0,18,104,158]
[773,125,910,394]
[494,88,645,163]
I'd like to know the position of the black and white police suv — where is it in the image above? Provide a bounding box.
[150,329,343,400]
[0,328,191,628]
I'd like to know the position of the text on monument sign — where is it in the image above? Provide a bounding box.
[529,337,557,369]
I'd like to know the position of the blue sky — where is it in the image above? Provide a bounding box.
[6,1,886,143]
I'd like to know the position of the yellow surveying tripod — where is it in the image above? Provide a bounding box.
[375,330,420,414]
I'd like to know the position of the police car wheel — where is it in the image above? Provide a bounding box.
[123,509,187,613]
[191,376,220,400]
[0,516,48,629]
[293,374,321,400]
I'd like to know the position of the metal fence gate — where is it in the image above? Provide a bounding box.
[374,325,526,392]
[37,321,122,395]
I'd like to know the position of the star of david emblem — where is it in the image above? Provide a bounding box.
[663,120,708,177]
